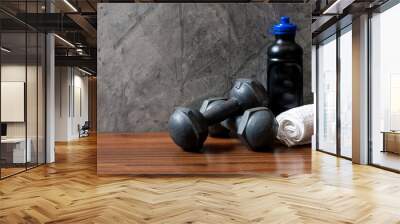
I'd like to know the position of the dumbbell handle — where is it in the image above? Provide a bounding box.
[203,98,241,125]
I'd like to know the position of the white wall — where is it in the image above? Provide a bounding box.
[55,67,89,141]
[55,66,70,141]
[1,63,46,164]
[1,66,26,139]
[1,65,40,138]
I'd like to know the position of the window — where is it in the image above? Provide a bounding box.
[317,35,337,154]
[0,1,47,179]
[339,26,352,158]
[370,2,400,171]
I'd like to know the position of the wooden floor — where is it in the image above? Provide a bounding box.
[97,132,311,175]
[1,136,400,223]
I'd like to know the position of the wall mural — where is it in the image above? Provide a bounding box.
[97,3,311,132]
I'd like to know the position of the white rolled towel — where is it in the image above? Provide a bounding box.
[276,104,314,147]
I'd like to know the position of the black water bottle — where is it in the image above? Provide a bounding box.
[267,16,303,116]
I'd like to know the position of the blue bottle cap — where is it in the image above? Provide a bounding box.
[271,16,297,35]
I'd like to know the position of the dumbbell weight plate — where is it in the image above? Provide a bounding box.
[237,107,278,151]
[168,107,208,152]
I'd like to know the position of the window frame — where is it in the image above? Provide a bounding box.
[314,16,353,160]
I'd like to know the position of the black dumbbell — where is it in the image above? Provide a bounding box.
[168,79,269,152]
[222,107,278,151]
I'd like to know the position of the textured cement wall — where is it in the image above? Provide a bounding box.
[98,3,311,132]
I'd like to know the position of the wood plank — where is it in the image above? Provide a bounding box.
[97,132,311,175]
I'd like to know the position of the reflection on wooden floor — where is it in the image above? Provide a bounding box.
[97,132,311,175]
[1,163,45,179]
[1,135,400,223]
[0,167,25,178]
[373,150,400,171]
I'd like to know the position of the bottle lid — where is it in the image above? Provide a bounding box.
[271,16,297,35]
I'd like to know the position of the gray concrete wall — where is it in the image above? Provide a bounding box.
[98,3,311,132]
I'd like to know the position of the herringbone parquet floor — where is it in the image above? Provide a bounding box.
[1,136,400,224]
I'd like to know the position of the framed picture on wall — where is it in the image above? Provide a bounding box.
[1,81,25,122]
